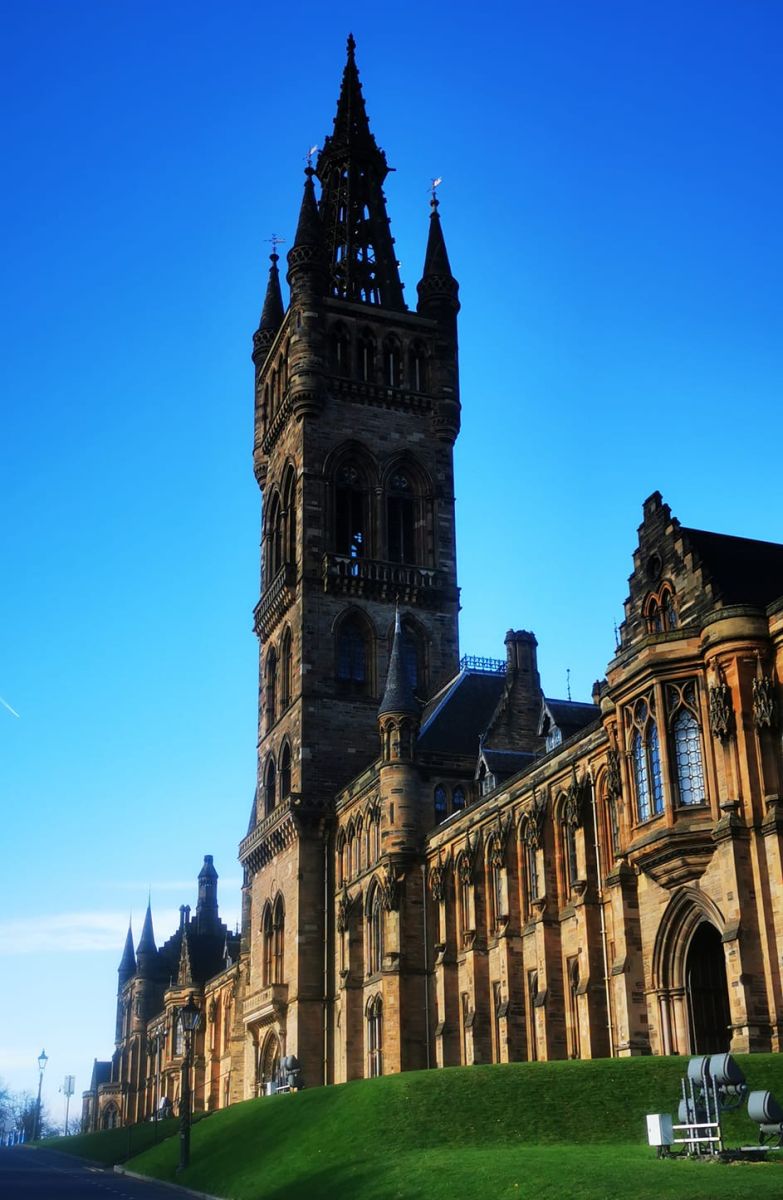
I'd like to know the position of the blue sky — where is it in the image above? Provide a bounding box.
[1,1,781,1116]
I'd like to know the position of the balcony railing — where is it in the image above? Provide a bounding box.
[253,563,295,638]
[322,554,442,605]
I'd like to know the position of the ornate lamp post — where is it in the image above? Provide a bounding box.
[178,996,200,1172]
[34,1049,48,1140]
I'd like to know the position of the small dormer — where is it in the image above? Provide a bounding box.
[538,698,601,754]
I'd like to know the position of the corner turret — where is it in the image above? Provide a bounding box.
[195,854,220,935]
[252,251,285,368]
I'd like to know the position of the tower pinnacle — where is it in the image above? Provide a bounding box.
[252,250,285,365]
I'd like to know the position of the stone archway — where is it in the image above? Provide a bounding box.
[685,922,731,1054]
[257,1030,281,1095]
[651,888,731,1055]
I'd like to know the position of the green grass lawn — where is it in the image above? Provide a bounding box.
[47,1056,783,1198]
[37,1116,179,1165]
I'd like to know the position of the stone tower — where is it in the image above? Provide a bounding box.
[238,36,462,1092]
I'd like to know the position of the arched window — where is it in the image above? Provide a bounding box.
[336,613,370,690]
[522,834,538,920]
[331,322,351,376]
[387,470,417,564]
[630,695,664,821]
[266,492,284,578]
[335,463,368,560]
[669,682,706,806]
[282,467,297,568]
[347,824,356,879]
[408,341,427,392]
[452,786,466,812]
[564,822,578,894]
[645,584,678,634]
[383,336,402,387]
[607,793,621,859]
[263,755,276,816]
[367,995,383,1077]
[262,904,273,985]
[336,831,346,887]
[272,895,285,983]
[280,628,292,711]
[369,811,380,862]
[367,884,383,975]
[264,647,277,729]
[270,367,279,418]
[280,742,292,802]
[355,817,364,874]
[457,856,472,945]
[487,843,504,932]
[434,785,447,822]
[358,329,375,383]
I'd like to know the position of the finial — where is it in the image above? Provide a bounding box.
[394,601,401,634]
[265,235,285,264]
[305,145,319,169]
[613,621,620,650]
[566,668,572,702]
[347,32,356,58]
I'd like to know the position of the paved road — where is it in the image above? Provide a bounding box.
[0,1147,189,1199]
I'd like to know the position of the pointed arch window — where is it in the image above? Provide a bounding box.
[434,785,447,823]
[383,336,402,388]
[387,470,417,565]
[280,628,292,711]
[563,819,579,895]
[630,695,664,822]
[335,463,368,560]
[367,995,383,1077]
[262,904,273,985]
[282,468,297,568]
[367,884,383,976]
[369,810,380,862]
[487,843,505,932]
[522,831,538,920]
[264,647,277,729]
[280,743,292,802]
[336,830,346,887]
[452,786,466,812]
[266,493,284,578]
[358,329,375,383]
[336,613,370,691]
[331,322,351,377]
[668,681,706,807]
[272,895,285,984]
[263,755,277,816]
[409,341,427,392]
[645,584,678,634]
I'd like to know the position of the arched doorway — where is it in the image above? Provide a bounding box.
[257,1031,281,1095]
[686,923,731,1054]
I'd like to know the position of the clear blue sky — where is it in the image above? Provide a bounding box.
[1,1,781,1117]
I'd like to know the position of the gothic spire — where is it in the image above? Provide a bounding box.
[286,168,328,291]
[135,901,157,977]
[315,35,405,310]
[417,194,460,315]
[118,920,136,985]
[379,610,419,717]
[252,252,284,365]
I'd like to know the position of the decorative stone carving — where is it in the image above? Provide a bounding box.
[564,766,587,828]
[709,674,734,741]
[523,787,548,847]
[208,999,217,1024]
[380,865,400,912]
[429,851,450,902]
[606,749,622,800]
[336,884,352,933]
[753,674,777,731]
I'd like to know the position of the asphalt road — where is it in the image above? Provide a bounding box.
[0,1147,192,1199]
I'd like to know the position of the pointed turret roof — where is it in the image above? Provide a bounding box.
[252,252,284,364]
[286,168,328,287]
[118,921,136,984]
[417,195,460,314]
[379,610,420,718]
[315,36,405,310]
[135,901,157,976]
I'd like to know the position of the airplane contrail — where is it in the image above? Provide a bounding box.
[0,696,20,719]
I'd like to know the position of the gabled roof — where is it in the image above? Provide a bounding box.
[479,747,537,782]
[418,669,506,757]
[539,698,600,741]
[682,527,783,608]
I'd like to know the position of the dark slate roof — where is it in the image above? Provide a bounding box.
[480,748,537,782]
[683,527,783,608]
[418,670,506,757]
[90,1060,111,1091]
[378,616,419,717]
[540,698,600,741]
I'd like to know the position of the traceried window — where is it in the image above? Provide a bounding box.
[630,695,663,822]
[386,471,416,564]
[367,995,383,1077]
[335,464,367,560]
[279,742,292,802]
[367,884,383,976]
[434,785,447,822]
[263,755,276,816]
[336,614,369,689]
[645,584,678,634]
[668,681,706,806]
[272,895,285,983]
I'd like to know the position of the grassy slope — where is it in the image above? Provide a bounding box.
[55,1056,783,1199]
[37,1116,180,1165]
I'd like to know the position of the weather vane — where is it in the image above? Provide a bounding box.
[306,144,319,168]
[429,176,443,205]
[265,235,285,257]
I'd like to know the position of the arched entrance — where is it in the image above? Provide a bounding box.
[257,1031,281,1095]
[686,922,731,1054]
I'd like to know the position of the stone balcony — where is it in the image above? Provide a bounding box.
[253,563,295,639]
[322,553,444,606]
[243,983,289,1027]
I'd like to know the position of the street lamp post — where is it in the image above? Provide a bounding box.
[34,1050,48,1140]
[177,996,200,1173]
